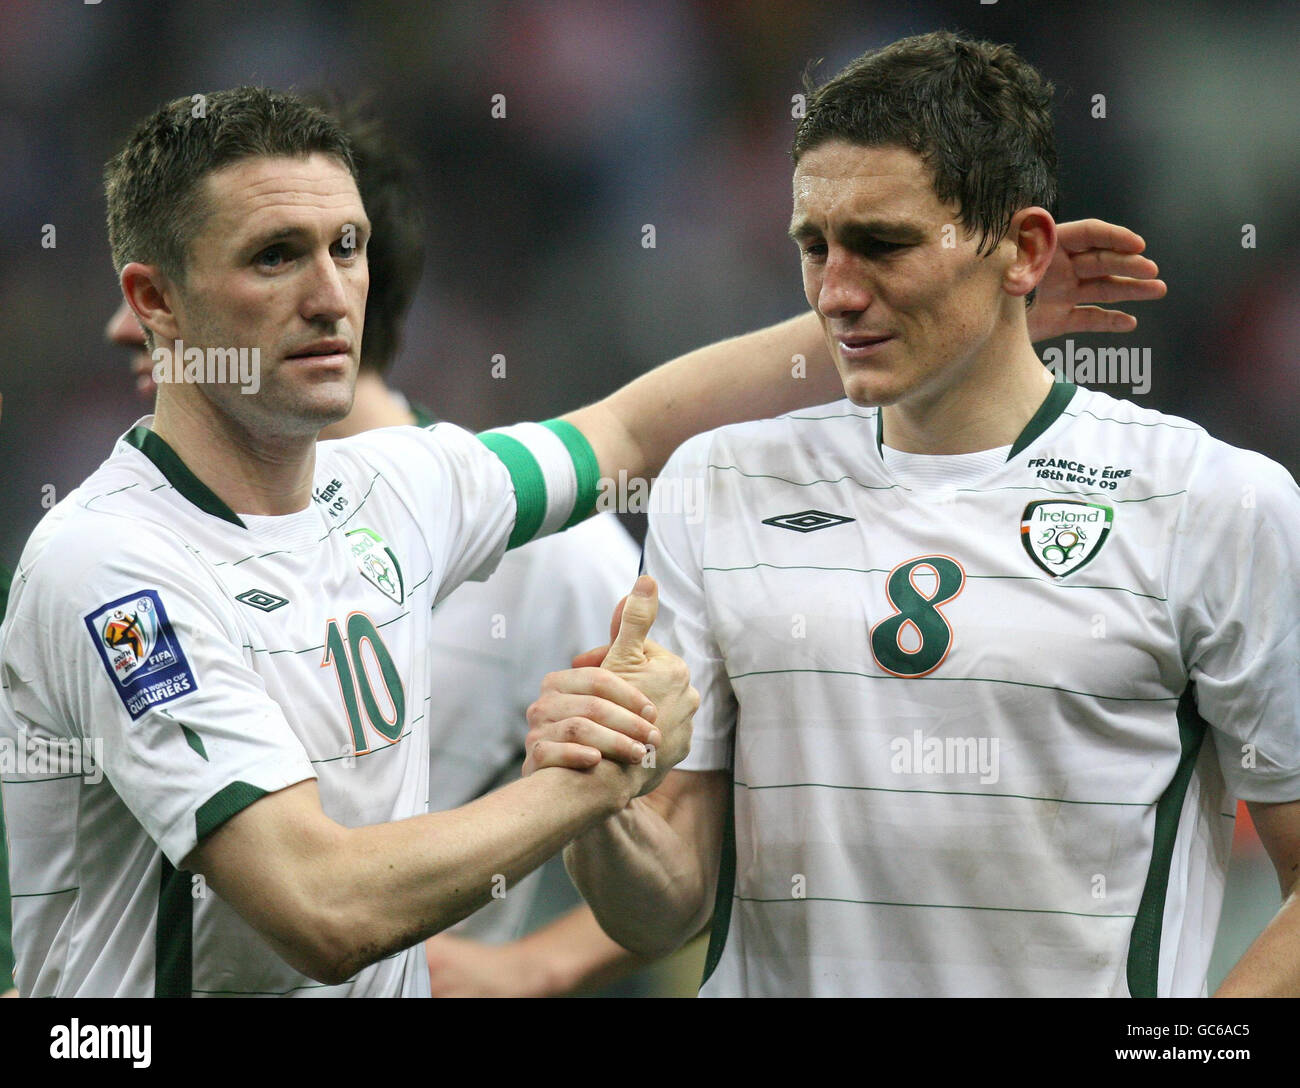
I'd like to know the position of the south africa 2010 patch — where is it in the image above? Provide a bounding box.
[1020,500,1113,577]
[84,589,197,719]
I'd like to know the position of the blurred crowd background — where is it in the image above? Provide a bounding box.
[0,0,1295,994]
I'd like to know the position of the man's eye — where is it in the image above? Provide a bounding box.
[333,237,359,259]
[802,243,828,259]
[255,246,285,268]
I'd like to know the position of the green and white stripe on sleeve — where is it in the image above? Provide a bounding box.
[478,419,601,549]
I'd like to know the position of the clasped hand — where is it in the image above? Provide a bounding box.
[522,575,698,800]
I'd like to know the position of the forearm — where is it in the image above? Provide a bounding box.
[337,765,644,978]
[1214,886,1300,996]
[199,764,634,985]
[564,797,713,958]
[564,311,837,481]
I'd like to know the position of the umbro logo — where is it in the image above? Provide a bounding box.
[235,589,289,612]
[761,510,856,533]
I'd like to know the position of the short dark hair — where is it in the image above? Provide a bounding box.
[319,98,426,374]
[105,87,357,285]
[792,31,1058,257]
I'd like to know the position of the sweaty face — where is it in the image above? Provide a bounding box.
[791,142,1014,410]
[164,153,369,437]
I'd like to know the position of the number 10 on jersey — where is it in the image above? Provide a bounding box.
[322,613,406,753]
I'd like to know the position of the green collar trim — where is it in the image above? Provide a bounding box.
[1007,380,1077,460]
[875,380,1078,462]
[408,402,439,429]
[123,427,245,529]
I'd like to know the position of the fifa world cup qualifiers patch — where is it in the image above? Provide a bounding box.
[84,590,197,720]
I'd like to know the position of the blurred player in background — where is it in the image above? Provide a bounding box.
[550,31,1298,997]
[105,102,658,997]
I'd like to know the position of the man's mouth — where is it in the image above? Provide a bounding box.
[836,333,895,359]
[285,339,350,363]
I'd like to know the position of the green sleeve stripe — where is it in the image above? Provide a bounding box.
[1126,686,1208,998]
[155,856,193,998]
[701,729,738,988]
[180,724,209,762]
[477,433,548,549]
[195,780,268,842]
[0,800,13,988]
[541,419,601,529]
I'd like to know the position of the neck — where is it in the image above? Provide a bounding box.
[317,369,416,439]
[151,388,320,517]
[881,328,1054,455]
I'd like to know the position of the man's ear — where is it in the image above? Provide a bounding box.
[1002,207,1057,299]
[120,262,181,346]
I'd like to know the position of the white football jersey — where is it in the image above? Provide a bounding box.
[645,383,1300,997]
[0,416,597,996]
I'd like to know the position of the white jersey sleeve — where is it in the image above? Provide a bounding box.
[1172,444,1300,802]
[643,431,736,772]
[1,518,317,869]
[328,418,600,607]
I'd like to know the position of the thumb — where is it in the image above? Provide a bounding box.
[603,575,658,666]
[605,595,627,645]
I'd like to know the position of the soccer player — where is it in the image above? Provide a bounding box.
[0,88,697,998]
[0,84,1165,999]
[104,104,652,997]
[547,32,1300,997]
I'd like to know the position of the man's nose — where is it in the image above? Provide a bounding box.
[301,251,350,325]
[817,251,873,318]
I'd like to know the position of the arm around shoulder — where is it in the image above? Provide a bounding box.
[561,311,835,483]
